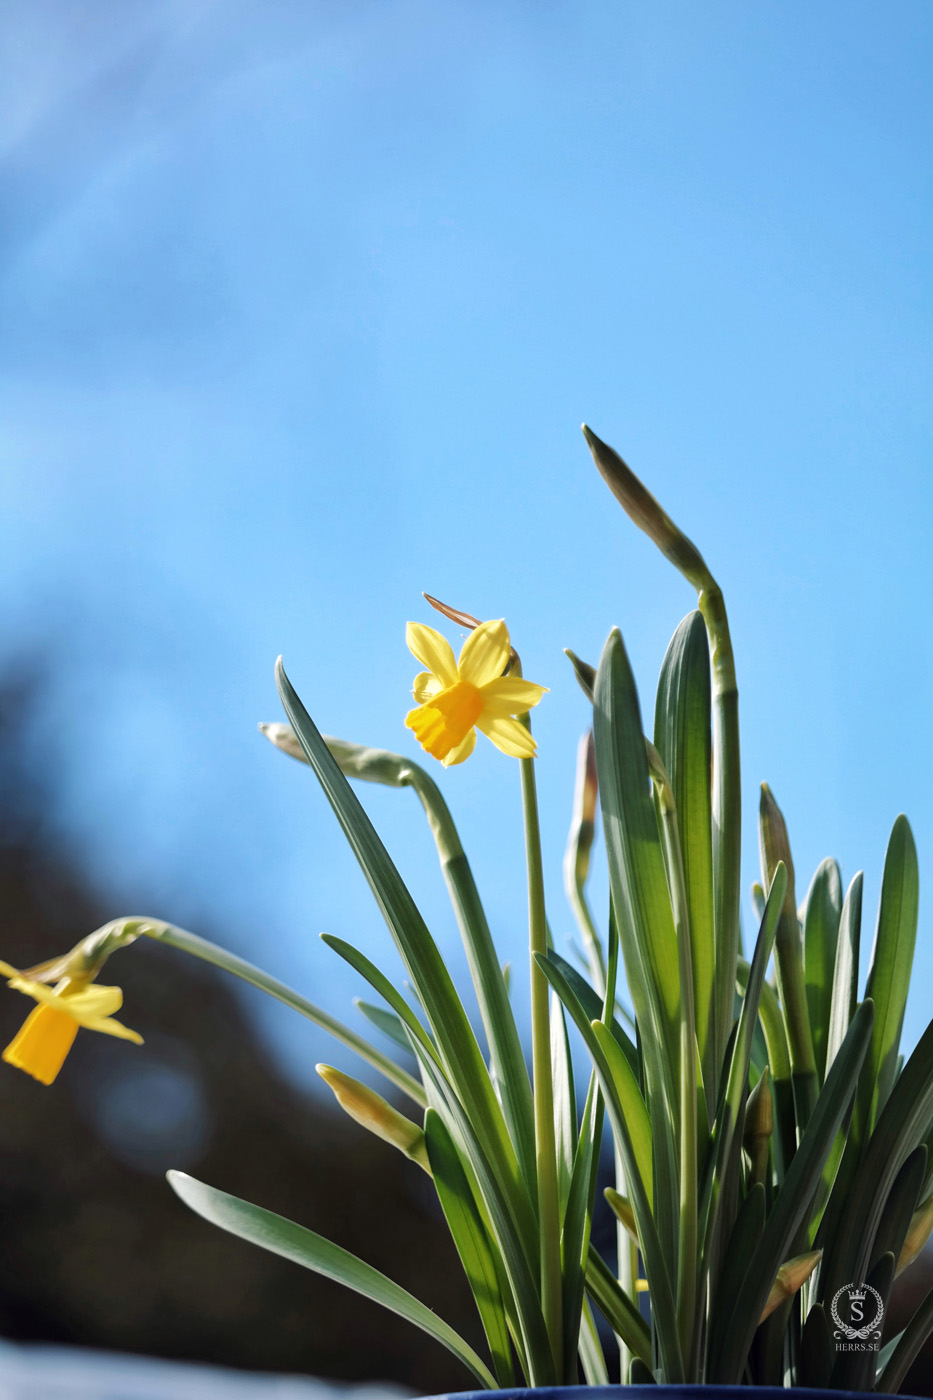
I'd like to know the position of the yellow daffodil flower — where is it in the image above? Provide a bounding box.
[405,618,547,766]
[0,959,142,1086]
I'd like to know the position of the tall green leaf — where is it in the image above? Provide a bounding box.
[654,610,716,1110]
[706,1182,764,1371]
[168,1170,496,1389]
[543,948,638,1073]
[584,1245,652,1365]
[405,1031,556,1386]
[861,815,919,1133]
[710,999,874,1382]
[803,857,843,1082]
[758,784,818,1135]
[424,1109,514,1387]
[821,1012,933,1304]
[550,992,577,1210]
[558,1072,603,1382]
[700,863,785,1263]
[593,627,680,1269]
[798,1303,834,1390]
[536,954,652,1209]
[826,872,862,1074]
[875,1282,933,1394]
[355,999,414,1054]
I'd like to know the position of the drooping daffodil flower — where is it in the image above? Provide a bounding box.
[405,618,547,766]
[0,959,142,1086]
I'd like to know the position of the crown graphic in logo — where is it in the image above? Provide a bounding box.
[848,1288,867,1302]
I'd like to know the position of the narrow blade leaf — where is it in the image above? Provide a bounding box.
[168,1170,496,1388]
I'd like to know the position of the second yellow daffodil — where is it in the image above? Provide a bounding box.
[405,618,546,766]
[0,959,143,1086]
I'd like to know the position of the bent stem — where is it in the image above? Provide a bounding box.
[520,740,564,1380]
[112,917,426,1106]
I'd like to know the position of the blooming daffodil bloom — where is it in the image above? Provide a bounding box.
[405,618,547,766]
[0,959,143,1086]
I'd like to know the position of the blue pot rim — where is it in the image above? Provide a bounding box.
[421,1387,923,1400]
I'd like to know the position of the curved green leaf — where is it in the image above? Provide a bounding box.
[875,1281,933,1394]
[354,999,413,1054]
[543,949,638,1073]
[584,1244,652,1365]
[322,934,438,1062]
[168,1170,496,1388]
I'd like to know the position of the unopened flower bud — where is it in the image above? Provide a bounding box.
[897,1194,933,1276]
[759,785,798,921]
[743,1067,773,1186]
[423,593,519,674]
[565,731,598,897]
[604,1187,639,1244]
[581,425,713,592]
[259,721,306,763]
[759,1250,821,1322]
[316,1064,431,1174]
[563,649,596,703]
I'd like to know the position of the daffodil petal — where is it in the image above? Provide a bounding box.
[411,670,443,704]
[62,985,124,1019]
[7,975,62,1006]
[82,1016,144,1044]
[406,623,458,686]
[6,976,133,1030]
[458,619,511,687]
[476,713,537,758]
[442,728,476,767]
[0,959,21,979]
[479,676,548,717]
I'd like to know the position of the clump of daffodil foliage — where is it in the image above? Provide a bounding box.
[4,427,932,1393]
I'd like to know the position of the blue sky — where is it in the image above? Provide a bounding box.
[2,1,931,1084]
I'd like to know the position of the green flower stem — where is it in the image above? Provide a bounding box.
[115,917,426,1106]
[646,741,698,1368]
[564,731,606,995]
[520,744,564,1380]
[697,585,742,1081]
[614,1144,640,1379]
[582,425,742,1082]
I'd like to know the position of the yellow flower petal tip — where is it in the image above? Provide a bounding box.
[1,963,142,1086]
[404,617,546,766]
